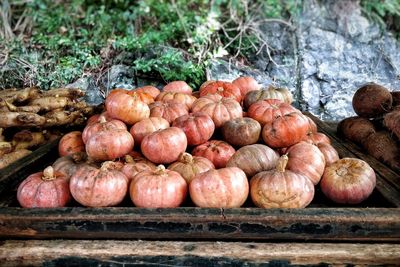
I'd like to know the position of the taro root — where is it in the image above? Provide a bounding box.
[352,83,392,118]
[391,91,400,107]
[337,117,375,145]
[384,110,400,139]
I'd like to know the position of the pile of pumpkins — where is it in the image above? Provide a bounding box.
[17,78,377,209]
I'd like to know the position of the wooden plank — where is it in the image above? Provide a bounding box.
[305,113,400,207]
[0,240,399,266]
[0,138,59,195]
[0,207,399,241]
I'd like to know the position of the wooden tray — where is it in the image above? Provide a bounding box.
[0,116,399,242]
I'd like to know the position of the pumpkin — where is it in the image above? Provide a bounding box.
[192,91,200,98]
[86,128,134,161]
[156,91,197,109]
[243,87,293,109]
[192,140,235,168]
[199,81,242,102]
[141,127,187,164]
[320,158,376,204]
[262,112,310,148]
[108,89,154,104]
[285,141,326,185]
[227,144,279,177]
[306,116,318,133]
[129,165,187,208]
[87,112,113,125]
[58,131,85,157]
[222,117,261,147]
[105,91,150,125]
[352,83,392,118]
[384,110,400,139]
[191,94,242,128]
[189,167,249,208]
[163,81,192,95]
[337,117,375,145]
[121,155,156,183]
[70,162,128,207]
[133,85,161,99]
[149,100,189,124]
[317,143,339,166]
[82,116,127,144]
[303,132,331,145]
[232,76,261,98]
[199,80,216,91]
[168,152,215,183]
[52,152,88,179]
[247,99,298,126]
[250,155,314,208]
[172,113,215,146]
[17,166,71,208]
[130,117,170,145]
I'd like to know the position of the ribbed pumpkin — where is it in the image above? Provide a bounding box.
[192,140,235,168]
[52,152,88,179]
[130,165,187,208]
[58,131,85,157]
[82,116,127,144]
[285,141,326,185]
[121,155,156,183]
[227,144,279,177]
[172,113,215,146]
[149,100,189,124]
[232,76,261,98]
[86,112,113,125]
[247,99,298,126]
[156,92,197,109]
[222,117,261,147]
[199,81,242,102]
[130,117,170,145]
[105,91,150,125]
[168,153,215,183]
[133,85,161,99]
[243,87,293,109]
[262,112,309,148]
[163,81,192,95]
[303,132,331,145]
[191,94,242,128]
[141,127,187,164]
[108,89,154,104]
[306,116,318,133]
[250,155,314,208]
[17,166,71,208]
[70,162,128,207]
[189,167,249,208]
[317,143,339,166]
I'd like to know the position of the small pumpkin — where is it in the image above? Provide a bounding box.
[247,99,298,126]
[133,85,161,99]
[232,76,261,98]
[121,155,156,183]
[168,152,215,183]
[58,131,85,157]
[52,152,88,179]
[192,140,235,168]
[199,81,242,102]
[222,117,261,147]
[108,89,154,104]
[149,100,189,124]
[303,132,331,145]
[86,112,113,125]
[156,91,197,110]
[70,162,128,207]
[189,167,249,208]
[82,116,127,144]
[250,155,314,208]
[130,165,187,208]
[172,113,215,146]
[17,166,71,208]
[317,143,339,166]
[243,87,293,109]
[141,127,187,164]
[163,81,192,95]
[130,117,170,146]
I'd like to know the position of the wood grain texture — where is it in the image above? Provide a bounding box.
[0,240,399,266]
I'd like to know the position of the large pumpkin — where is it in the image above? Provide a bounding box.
[250,155,314,208]
[156,92,197,110]
[17,166,71,208]
[189,167,249,208]
[172,113,215,146]
[149,100,189,124]
[70,162,128,207]
[191,94,242,128]
[199,81,242,102]
[227,144,279,177]
[105,91,150,125]
[163,81,192,95]
[130,117,170,145]
[232,76,261,98]
[247,99,298,126]
[58,131,85,157]
[130,165,187,208]
[285,141,326,185]
[262,112,309,148]
[168,153,215,183]
[222,117,261,147]
[243,87,293,109]
[192,140,235,168]
[141,127,187,164]
[82,116,127,144]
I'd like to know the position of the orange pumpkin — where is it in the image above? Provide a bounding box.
[133,85,161,99]
[130,117,170,145]
[163,81,192,95]
[199,81,242,102]
[192,140,235,168]
[156,91,197,109]
[172,113,215,146]
[232,76,261,98]
[149,100,189,124]
[58,131,85,157]
[247,99,298,126]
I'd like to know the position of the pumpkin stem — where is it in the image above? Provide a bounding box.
[42,166,56,181]
[101,161,118,171]
[125,155,134,164]
[155,165,166,175]
[71,152,87,163]
[276,155,289,173]
[180,152,193,164]
[99,116,107,123]
[217,87,224,92]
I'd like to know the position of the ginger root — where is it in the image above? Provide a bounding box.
[29,96,72,112]
[0,149,32,169]
[0,142,12,157]
[12,130,46,150]
[0,112,46,127]
[41,88,84,98]
[0,87,40,103]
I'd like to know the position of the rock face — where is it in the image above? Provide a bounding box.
[208,0,400,121]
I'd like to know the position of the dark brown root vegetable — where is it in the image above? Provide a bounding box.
[391,91,400,107]
[352,83,392,118]
[384,110,400,139]
[337,117,375,144]
[362,131,400,172]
